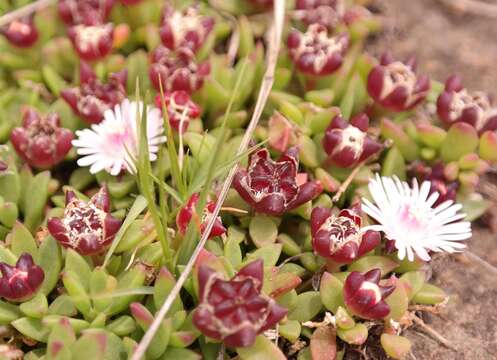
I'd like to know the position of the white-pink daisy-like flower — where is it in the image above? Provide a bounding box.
[72,99,166,175]
[361,174,471,262]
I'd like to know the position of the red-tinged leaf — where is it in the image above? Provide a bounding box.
[310,325,337,360]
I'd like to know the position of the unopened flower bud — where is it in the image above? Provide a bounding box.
[323,113,382,168]
[311,207,380,263]
[1,16,38,48]
[233,147,323,216]
[193,259,287,347]
[10,109,73,169]
[437,75,497,134]
[47,187,121,256]
[0,253,44,302]
[367,52,430,112]
[344,268,395,320]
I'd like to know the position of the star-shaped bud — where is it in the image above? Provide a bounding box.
[323,113,382,168]
[1,16,38,48]
[233,147,323,216]
[344,268,395,320]
[61,62,127,124]
[159,5,214,53]
[0,253,44,302]
[47,187,121,256]
[437,75,497,134]
[287,24,349,76]
[10,108,73,169]
[58,0,114,26]
[155,91,201,133]
[176,193,226,239]
[67,24,114,61]
[149,46,210,94]
[367,52,430,112]
[294,0,345,29]
[193,259,288,348]
[311,207,381,263]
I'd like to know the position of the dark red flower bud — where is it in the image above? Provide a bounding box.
[176,193,226,239]
[323,113,382,168]
[294,0,345,29]
[311,207,380,263]
[149,46,210,94]
[58,0,114,26]
[159,5,214,53]
[233,147,323,216]
[61,62,127,124]
[287,24,349,76]
[0,253,44,302]
[409,161,458,207]
[367,52,430,112]
[154,91,201,133]
[437,75,497,134]
[1,16,38,48]
[193,259,287,348]
[344,268,395,320]
[47,187,121,256]
[10,109,73,169]
[67,24,114,61]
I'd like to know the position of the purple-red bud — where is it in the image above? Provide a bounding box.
[311,207,380,263]
[193,259,287,348]
[67,24,114,61]
[0,253,44,302]
[437,75,497,134]
[294,0,345,29]
[155,91,201,133]
[1,16,38,48]
[233,147,323,216]
[61,62,127,124]
[367,52,430,112]
[58,0,114,26]
[344,269,395,320]
[10,108,73,169]
[287,24,348,76]
[323,113,382,168]
[47,187,121,256]
[159,5,214,53]
[176,193,226,239]
[149,46,210,94]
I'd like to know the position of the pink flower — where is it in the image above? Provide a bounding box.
[367,52,430,112]
[193,259,287,348]
[344,269,395,320]
[323,113,382,168]
[67,24,114,61]
[58,0,114,26]
[437,75,497,134]
[287,24,349,76]
[47,187,121,256]
[10,109,73,169]
[311,207,381,263]
[0,253,44,302]
[1,16,38,48]
[233,147,323,216]
[149,46,210,94]
[155,91,201,133]
[61,62,127,124]
[176,193,226,239]
[294,0,345,29]
[159,5,214,53]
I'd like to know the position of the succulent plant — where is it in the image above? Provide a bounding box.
[233,147,323,215]
[0,253,44,302]
[62,62,127,124]
[0,16,38,48]
[10,108,73,169]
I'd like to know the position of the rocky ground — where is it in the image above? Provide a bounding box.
[366,1,497,359]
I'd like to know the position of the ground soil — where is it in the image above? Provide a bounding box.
[365,1,497,359]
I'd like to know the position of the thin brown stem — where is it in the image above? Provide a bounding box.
[0,0,56,27]
[332,161,366,203]
[411,314,457,351]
